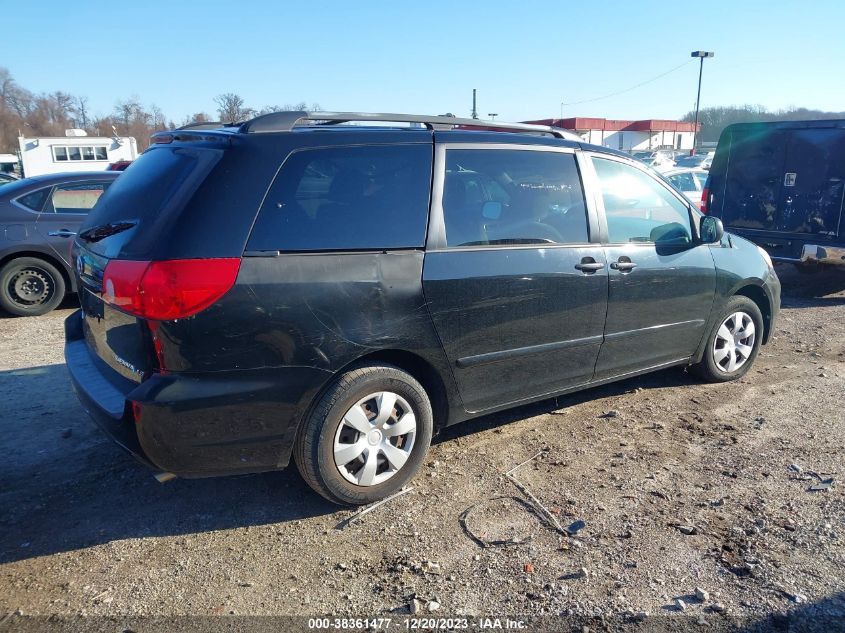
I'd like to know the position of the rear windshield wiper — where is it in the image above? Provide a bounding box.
[78,221,137,243]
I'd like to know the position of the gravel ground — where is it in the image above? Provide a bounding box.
[1,265,844,631]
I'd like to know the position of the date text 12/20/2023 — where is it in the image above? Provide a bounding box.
[307,618,528,630]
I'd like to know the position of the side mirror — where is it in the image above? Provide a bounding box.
[482,201,503,220]
[699,215,724,244]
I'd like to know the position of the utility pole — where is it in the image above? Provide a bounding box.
[690,51,714,155]
[471,89,478,120]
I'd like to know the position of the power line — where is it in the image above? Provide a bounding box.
[561,59,695,107]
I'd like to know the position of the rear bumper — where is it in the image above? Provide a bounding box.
[64,310,332,477]
[800,243,845,267]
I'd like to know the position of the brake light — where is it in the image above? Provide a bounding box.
[700,187,710,214]
[102,258,241,321]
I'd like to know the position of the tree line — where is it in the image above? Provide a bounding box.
[681,105,845,144]
[4,66,843,154]
[0,68,320,154]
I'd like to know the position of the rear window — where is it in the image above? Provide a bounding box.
[78,145,221,257]
[247,144,432,252]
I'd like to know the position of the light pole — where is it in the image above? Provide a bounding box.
[690,50,714,155]
[560,102,564,121]
[488,113,498,121]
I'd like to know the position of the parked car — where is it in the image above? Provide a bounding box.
[704,120,845,271]
[66,112,780,505]
[663,168,708,208]
[632,150,676,171]
[0,172,19,185]
[674,152,713,170]
[0,171,119,316]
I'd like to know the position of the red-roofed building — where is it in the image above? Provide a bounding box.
[524,118,699,151]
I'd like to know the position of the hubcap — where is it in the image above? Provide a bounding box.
[713,311,756,373]
[333,391,417,487]
[10,269,52,306]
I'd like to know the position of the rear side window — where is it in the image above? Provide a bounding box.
[247,144,432,252]
[48,182,111,214]
[442,149,588,247]
[16,187,50,212]
[668,172,696,191]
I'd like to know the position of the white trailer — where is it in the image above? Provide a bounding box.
[18,130,137,177]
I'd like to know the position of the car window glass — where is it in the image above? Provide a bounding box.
[248,144,431,251]
[49,182,111,214]
[592,157,692,245]
[442,149,588,247]
[669,172,696,190]
[693,172,708,188]
[16,187,51,212]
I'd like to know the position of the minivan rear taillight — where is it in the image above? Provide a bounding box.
[102,258,241,321]
[700,187,710,214]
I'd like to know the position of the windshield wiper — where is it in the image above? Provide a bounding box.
[78,221,137,243]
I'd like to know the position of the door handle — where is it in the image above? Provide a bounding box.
[575,259,605,273]
[610,260,637,272]
[48,229,77,238]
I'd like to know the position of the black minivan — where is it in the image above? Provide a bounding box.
[65,112,780,505]
[704,119,845,270]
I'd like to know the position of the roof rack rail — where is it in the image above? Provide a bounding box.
[238,111,581,141]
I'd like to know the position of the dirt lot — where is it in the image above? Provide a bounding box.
[1,265,844,631]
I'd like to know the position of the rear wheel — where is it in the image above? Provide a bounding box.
[294,364,433,505]
[690,296,763,382]
[0,257,66,317]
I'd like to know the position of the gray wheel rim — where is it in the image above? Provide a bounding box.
[712,311,755,373]
[10,268,52,306]
[333,391,417,487]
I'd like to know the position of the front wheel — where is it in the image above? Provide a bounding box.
[0,257,66,317]
[294,364,433,505]
[690,296,764,383]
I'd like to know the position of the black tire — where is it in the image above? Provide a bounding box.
[690,296,764,383]
[0,257,66,317]
[294,363,433,505]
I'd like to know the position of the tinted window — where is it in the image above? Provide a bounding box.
[16,187,50,212]
[248,145,431,251]
[79,146,221,257]
[49,182,111,214]
[592,157,692,245]
[442,149,588,247]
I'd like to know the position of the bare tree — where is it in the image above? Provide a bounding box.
[214,93,253,122]
[73,95,89,129]
[257,102,322,116]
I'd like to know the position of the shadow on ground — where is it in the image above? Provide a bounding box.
[775,263,845,308]
[437,364,691,444]
[0,364,337,566]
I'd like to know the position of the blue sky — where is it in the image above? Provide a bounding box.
[3,0,843,123]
